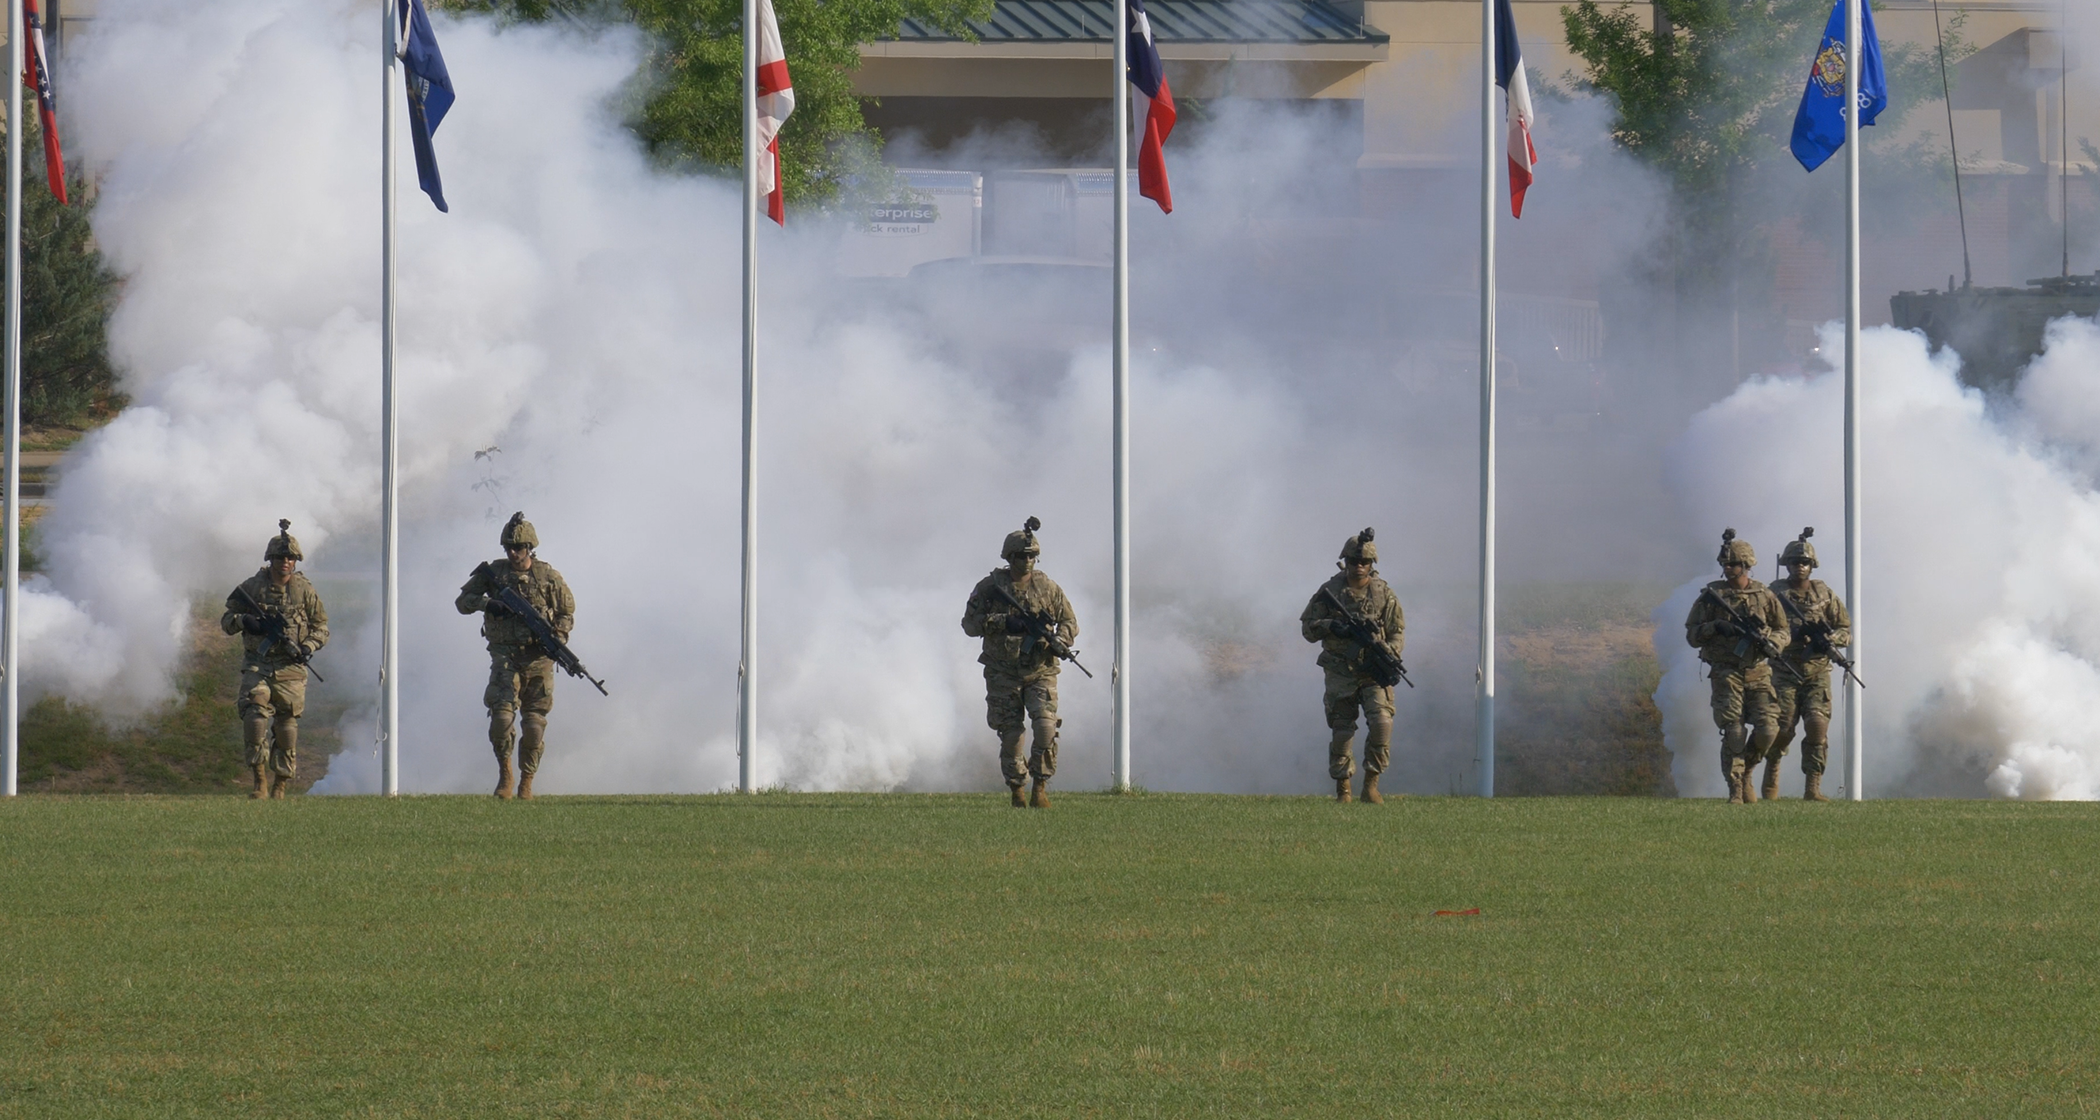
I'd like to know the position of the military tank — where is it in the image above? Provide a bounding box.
[1890,273,2100,394]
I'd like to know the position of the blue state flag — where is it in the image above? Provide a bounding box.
[1790,0,1887,172]
[398,0,455,211]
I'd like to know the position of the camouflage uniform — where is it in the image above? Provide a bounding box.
[456,514,575,790]
[1682,532,1790,802]
[1299,529,1405,794]
[219,522,328,795]
[1767,534,1851,788]
[960,521,1077,796]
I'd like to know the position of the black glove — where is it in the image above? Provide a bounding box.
[240,614,267,635]
[1710,620,1741,639]
[1004,614,1030,635]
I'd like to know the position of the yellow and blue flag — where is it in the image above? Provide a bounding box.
[1789,0,1886,172]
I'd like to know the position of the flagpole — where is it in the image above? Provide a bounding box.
[1474,0,1497,799]
[379,0,401,796]
[1842,0,1863,801]
[2,0,25,798]
[1110,0,1133,793]
[737,0,759,794]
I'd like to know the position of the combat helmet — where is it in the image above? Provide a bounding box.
[264,519,303,561]
[1779,527,1818,569]
[1339,526,1378,566]
[1001,516,1042,559]
[501,511,539,550]
[1716,527,1756,569]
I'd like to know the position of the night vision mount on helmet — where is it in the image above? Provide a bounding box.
[1717,527,1756,569]
[501,511,539,550]
[264,518,303,561]
[1338,526,1377,566]
[1002,515,1043,559]
[1779,527,1818,571]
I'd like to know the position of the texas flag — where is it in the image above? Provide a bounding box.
[22,0,64,203]
[1126,0,1175,214]
[756,0,796,225]
[1493,0,1535,217]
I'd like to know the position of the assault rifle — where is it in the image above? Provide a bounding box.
[230,584,325,682]
[1695,586,1786,662]
[474,563,609,695]
[989,581,1092,678]
[1317,585,1413,689]
[1776,592,1865,689]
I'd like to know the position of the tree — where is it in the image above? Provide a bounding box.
[4,114,120,427]
[438,0,991,209]
[1559,0,1949,381]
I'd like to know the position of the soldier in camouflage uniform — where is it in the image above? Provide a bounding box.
[1682,529,1791,804]
[1299,527,1405,804]
[961,517,1078,808]
[220,520,329,799]
[456,512,576,800]
[1761,528,1851,803]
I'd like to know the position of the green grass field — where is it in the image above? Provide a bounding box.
[1,795,2093,1118]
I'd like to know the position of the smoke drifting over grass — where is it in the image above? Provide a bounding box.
[1654,321,2100,800]
[39,0,2099,798]
[48,0,1618,795]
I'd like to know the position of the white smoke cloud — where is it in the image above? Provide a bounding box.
[32,0,1688,795]
[1655,320,2100,800]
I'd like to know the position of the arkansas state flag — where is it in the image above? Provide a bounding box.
[22,0,64,203]
[756,0,796,225]
[1126,0,1175,214]
[1493,0,1535,217]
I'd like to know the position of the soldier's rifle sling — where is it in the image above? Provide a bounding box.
[989,582,1093,679]
[476,565,609,696]
[1317,586,1412,689]
[1775,591,1865,689]
[231,584,325,682]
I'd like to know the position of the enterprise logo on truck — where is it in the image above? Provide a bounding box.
[864,202,939,234]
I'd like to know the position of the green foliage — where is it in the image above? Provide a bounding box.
[2,796,2097,1113]
[437,0,991,209]
[5,115,120,426]
[1560,0,1949,197]
[1558,0,1960,322]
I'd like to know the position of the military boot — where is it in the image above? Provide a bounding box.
[517,771,536,800]
[1740,772,1758,803]
[1361,773,1384,805]
[1029,778,1050,808]
[494,756,515,800]
[249,765,267,800]
[269,772,288,799]
[1727,770,1745,804]
[1803,773,1830,802]
[1009,783,1027,808]
[1761,759,1782,802]
[1335,776,1353,803]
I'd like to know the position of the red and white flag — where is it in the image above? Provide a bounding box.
[22,0,65,204]
[756,0,795,225]
[1493,0,1534,217]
